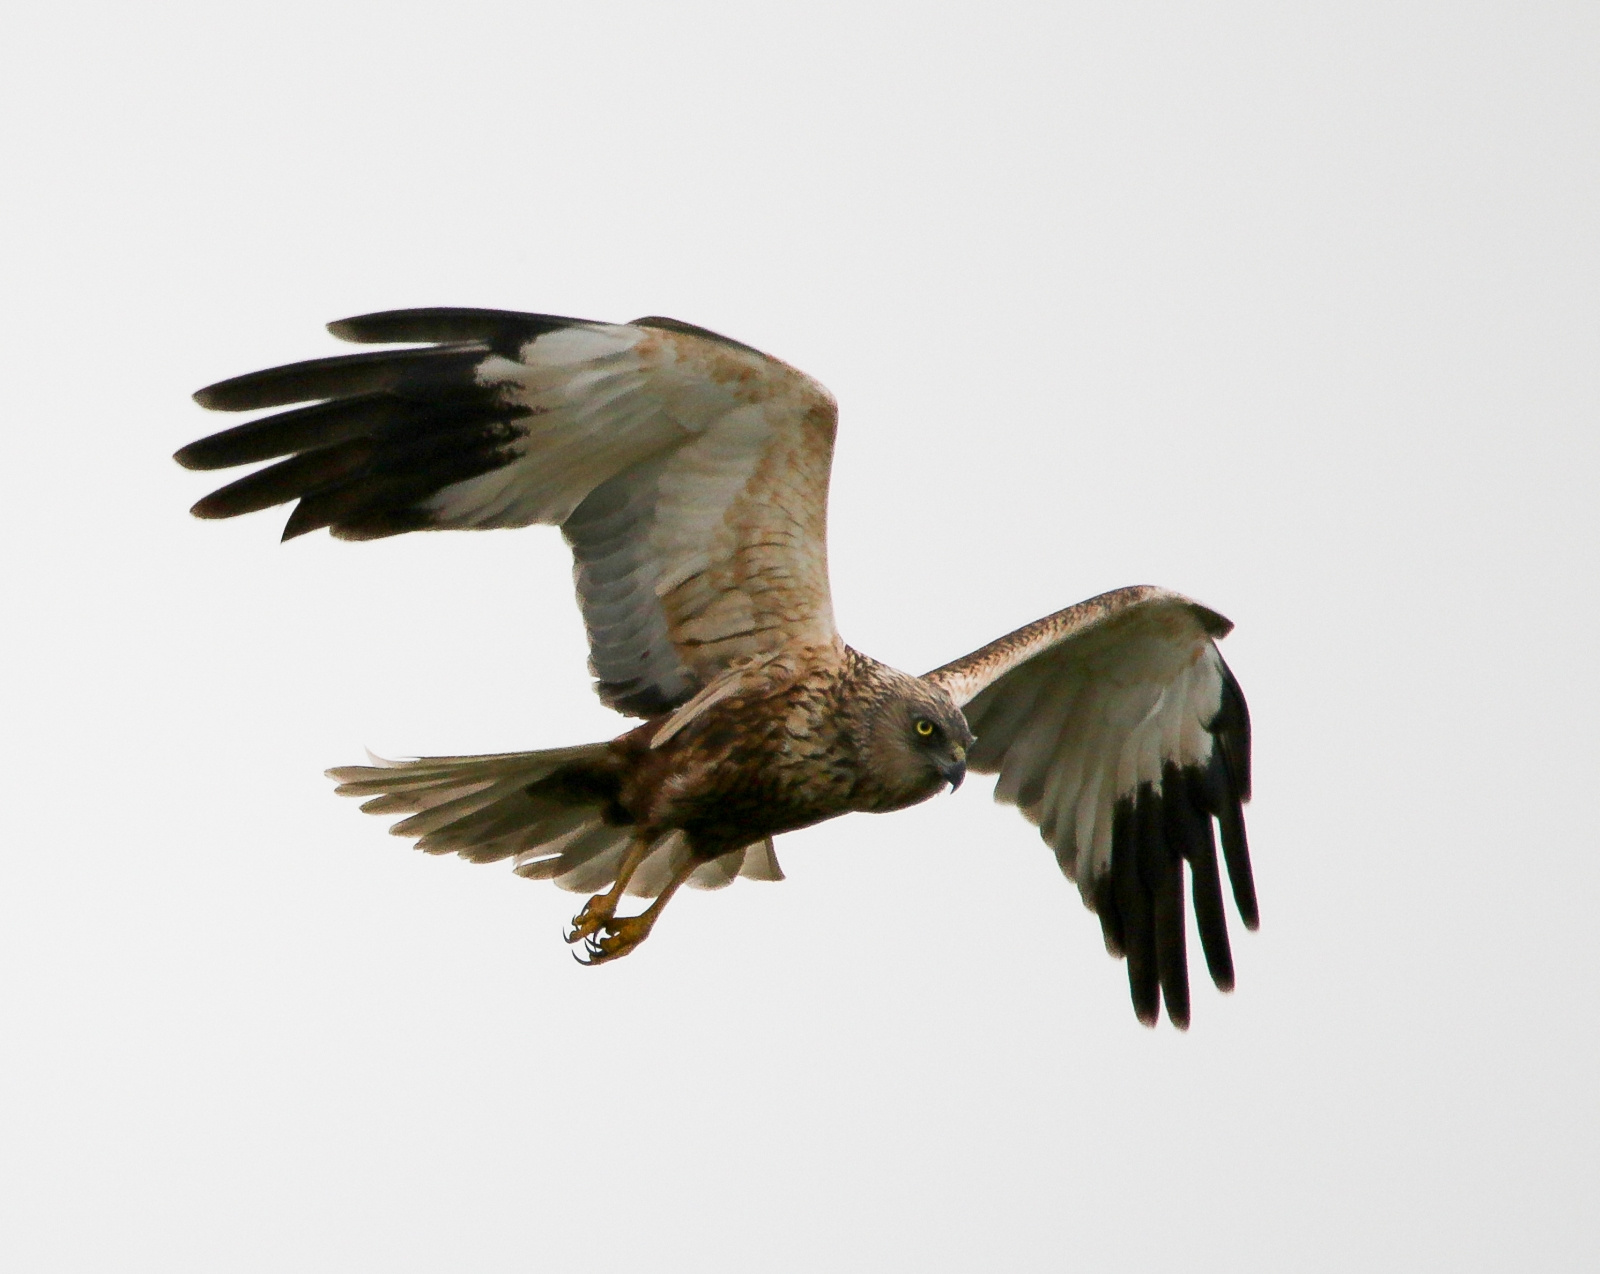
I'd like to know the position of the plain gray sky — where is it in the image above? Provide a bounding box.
[2,2,1596,1270]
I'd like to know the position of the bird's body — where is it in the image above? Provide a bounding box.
[612,656,864,851]
[538,644,964,856]
[179,307,1257,1027]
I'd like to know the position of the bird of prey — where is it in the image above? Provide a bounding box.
[177,307,1256,1028]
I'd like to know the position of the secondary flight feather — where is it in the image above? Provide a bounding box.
[178,307,1256,1029]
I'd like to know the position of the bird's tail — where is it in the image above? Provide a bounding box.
[327,744,782,896]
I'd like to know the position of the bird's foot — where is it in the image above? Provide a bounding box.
[573,912,657,966]
[564,892,617,945]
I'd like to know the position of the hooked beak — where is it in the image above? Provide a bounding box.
[939,753,967,792]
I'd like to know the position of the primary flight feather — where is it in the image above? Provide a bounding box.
[178,307,1256,1028]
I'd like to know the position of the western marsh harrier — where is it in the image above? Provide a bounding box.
[177,308,1256,1028]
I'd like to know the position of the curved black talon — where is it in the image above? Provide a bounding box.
[574,931,613,966]
[566,895,615,945]
[575,931,630,967]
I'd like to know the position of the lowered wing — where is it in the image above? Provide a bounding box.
[178,308,841,717]
[925,585,1255,1029]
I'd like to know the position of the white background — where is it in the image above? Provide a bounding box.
[2,3,1595,1269]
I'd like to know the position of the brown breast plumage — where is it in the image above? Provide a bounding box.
[612,644,862,856]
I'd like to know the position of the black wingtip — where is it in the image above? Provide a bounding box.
[173,442,210,470]
[1112,799,1163,1028]
[1215,658,1252,802]
[327,307,595,352]
[192,375,270,413]
[326,312,407,342]
[280,498,332,541]
[188,345,492,414]
[1219,802,1259,931]
[326,316,373,342]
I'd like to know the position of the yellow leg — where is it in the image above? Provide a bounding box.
[565,834,655,945]
[574,852,700,966]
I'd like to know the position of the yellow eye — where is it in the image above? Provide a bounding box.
[915,719,935,737]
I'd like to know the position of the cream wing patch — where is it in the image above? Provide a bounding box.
[926,587,1232,901]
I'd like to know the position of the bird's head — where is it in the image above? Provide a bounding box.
[855,673,975,812]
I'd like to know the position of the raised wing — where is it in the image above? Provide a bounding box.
[178,308,841,717]
[925,585,1255,1029]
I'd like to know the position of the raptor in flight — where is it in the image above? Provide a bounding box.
[177,308,1256,1028]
